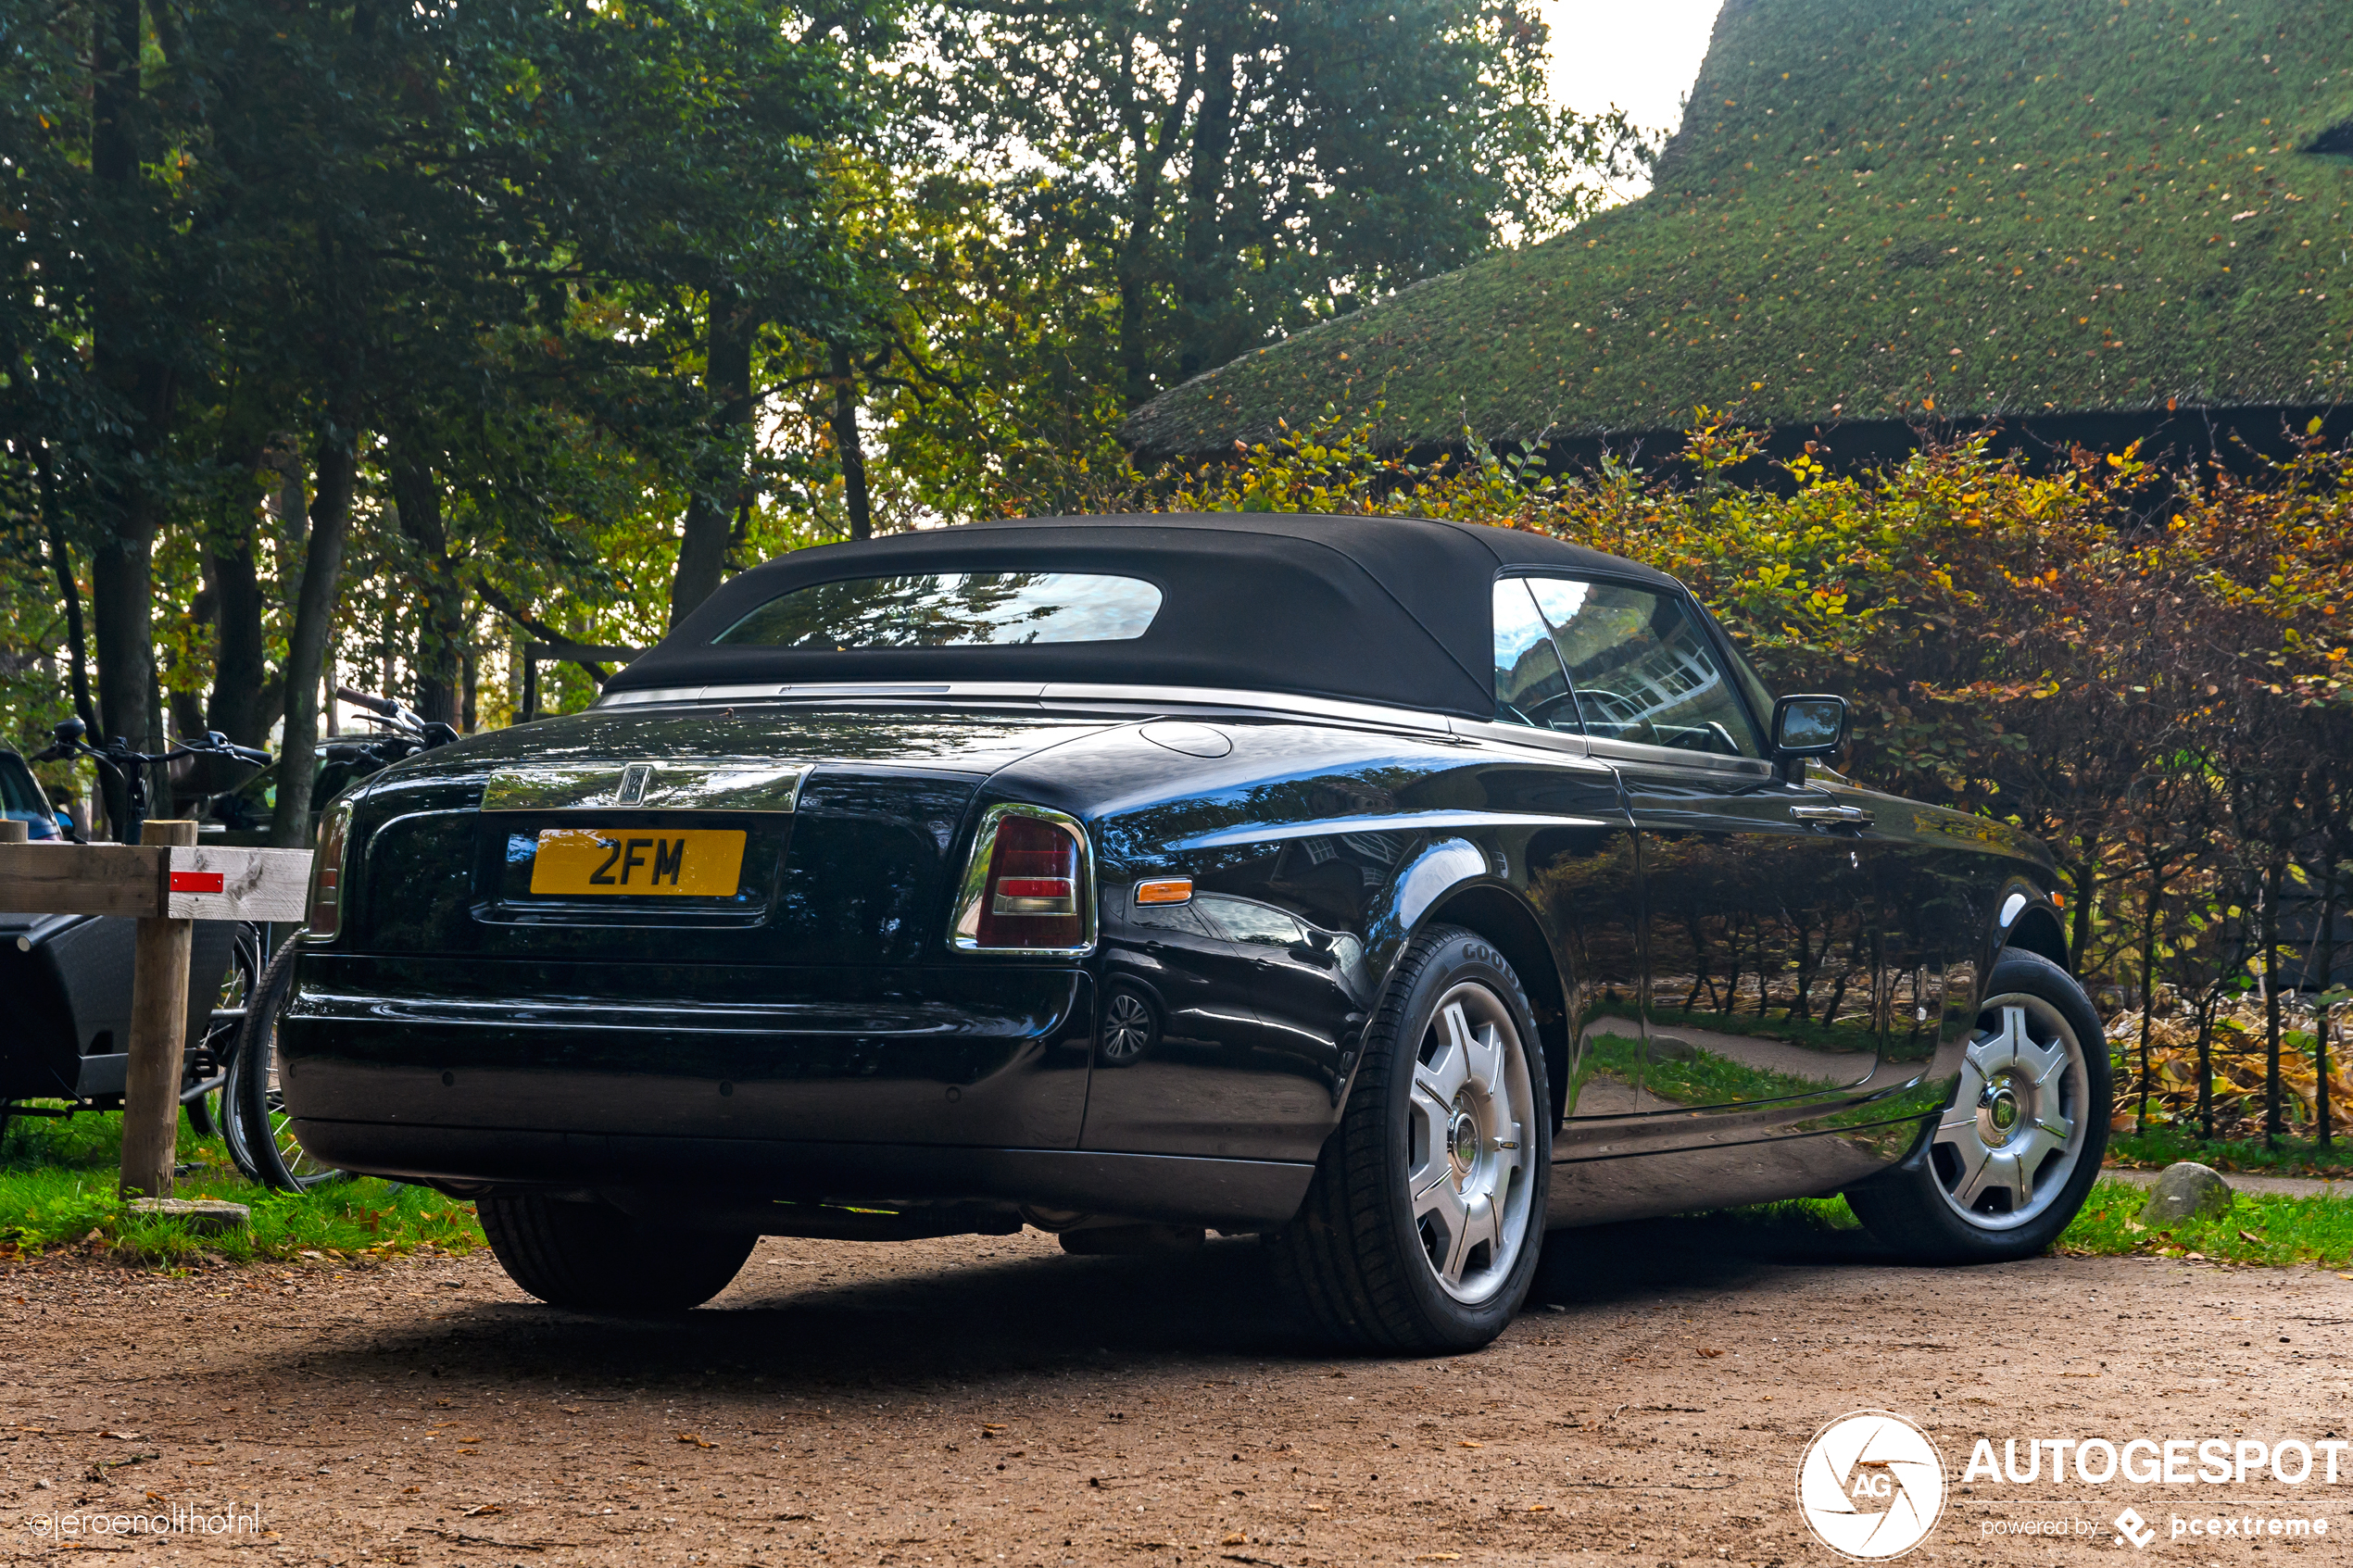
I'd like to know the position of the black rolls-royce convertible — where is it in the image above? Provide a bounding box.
[282,515,2107,1351]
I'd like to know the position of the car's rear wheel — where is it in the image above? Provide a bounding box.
[1846,949,2108,1263]
[1270,925,1550,1353]
[477,1193,757,1313]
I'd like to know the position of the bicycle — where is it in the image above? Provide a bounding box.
[222,688,458,1191]
[23,721,272,1155]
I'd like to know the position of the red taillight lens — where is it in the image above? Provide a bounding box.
[303,799,352,942]
[976,814,1082,947]
[953,808,1093,952]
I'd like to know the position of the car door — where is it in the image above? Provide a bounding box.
[1488,576,1646,1126]
[1516,575,1881,1124]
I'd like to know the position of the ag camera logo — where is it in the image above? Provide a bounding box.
[1797,1410,1947,1560]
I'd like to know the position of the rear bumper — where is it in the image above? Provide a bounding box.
[290,1121,1314,1229]
[281,952,1315,1227]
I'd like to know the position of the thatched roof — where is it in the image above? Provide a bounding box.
[1125,0,2353,459]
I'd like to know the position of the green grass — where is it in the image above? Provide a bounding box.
[1720,1180,2353,1270]
[1127,0,2353,456]
[2108,1125,2353,1177]
[0,1102,482,1267]
[2059,1179,2353,1267]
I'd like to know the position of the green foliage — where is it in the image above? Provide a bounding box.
[1721,1182,2353,1268]
[1125,0,2353,457]
[2057,1179,2353,1267]
[0,1106,481,1265]
[2109,1127,2353,1177]
[887,0,1649,510]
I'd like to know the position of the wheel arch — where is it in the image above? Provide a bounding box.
[1422,884,1571,1130]
[2003,905,2070,972]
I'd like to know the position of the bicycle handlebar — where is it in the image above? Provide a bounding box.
[333,686,404,721]
[36,721,273,771]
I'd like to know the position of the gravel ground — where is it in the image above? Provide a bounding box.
[5,1218,2350,1565]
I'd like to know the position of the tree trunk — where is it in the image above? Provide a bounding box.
[270,414,361,847]
[669,286,757,628]
[35,443,97,737]
[828,342,873,542]
[1113,54,1199,413]
[2196,997,2215,1141]
[2065,831,2098,973]
[389,454,464,723]
[88,0,176,833]
[461,628,478,735]
[207,525,268,747]
[1176,24,1239,383]
[1116,199,1159,412]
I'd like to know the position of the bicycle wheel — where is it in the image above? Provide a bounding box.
[225,935,343,1191]
[186,922,262,1140]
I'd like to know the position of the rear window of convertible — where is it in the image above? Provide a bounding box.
[714,571,1164,649]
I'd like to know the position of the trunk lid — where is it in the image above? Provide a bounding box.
[343,707,1114,965]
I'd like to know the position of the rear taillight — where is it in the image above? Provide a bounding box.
[951,805,1094,954]
[302,799,352,942]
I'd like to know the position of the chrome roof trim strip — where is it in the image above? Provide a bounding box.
[593,681,1457,734]
[1171,809,1610,852]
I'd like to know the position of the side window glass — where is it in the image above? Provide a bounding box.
[1491,579,1579,732]
[1523,579,1761,759]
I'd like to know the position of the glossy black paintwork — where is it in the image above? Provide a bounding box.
[287,659,2060,1233]
[283,954,1093,1150]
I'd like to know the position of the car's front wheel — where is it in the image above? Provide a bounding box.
[1270,925,1551,1352]
[478,1194,757,1313]
[1845,949,2109,1263]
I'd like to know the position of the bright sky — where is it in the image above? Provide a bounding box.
[1536,0,1723,185]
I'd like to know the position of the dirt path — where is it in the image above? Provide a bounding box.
[6,1219,2350,1565]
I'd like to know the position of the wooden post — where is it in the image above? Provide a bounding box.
[120,819,197,1198]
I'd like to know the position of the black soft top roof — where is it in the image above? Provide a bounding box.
[610,513,1679,720]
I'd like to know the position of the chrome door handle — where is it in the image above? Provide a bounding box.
[1791,804,1872,826]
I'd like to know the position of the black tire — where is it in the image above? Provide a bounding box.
[1268,925,1552,1353]
[224,935,344,1191]
[1846,948,2110,1263]
[478,1194,757,1313]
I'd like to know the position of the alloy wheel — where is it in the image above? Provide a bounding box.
[1930,992,2089,1230]
[1405,983,1536,1303]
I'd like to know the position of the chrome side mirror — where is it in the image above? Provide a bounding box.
[1770,694,1849,782]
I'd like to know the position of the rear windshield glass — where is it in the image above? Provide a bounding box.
[713,571,1164,649]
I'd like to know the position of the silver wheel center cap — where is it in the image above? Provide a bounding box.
[1979,1080,2022,1145]
[1447,1109,1481,1180]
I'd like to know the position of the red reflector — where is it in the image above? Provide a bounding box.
[997,877,1073,898]
[170,871,225,894]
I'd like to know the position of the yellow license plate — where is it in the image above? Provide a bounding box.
[527,827,747,897]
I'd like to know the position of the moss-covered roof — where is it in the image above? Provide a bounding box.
[1125,0,2353,458]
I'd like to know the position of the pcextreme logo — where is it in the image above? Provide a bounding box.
[1797,1410,1948,1561]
